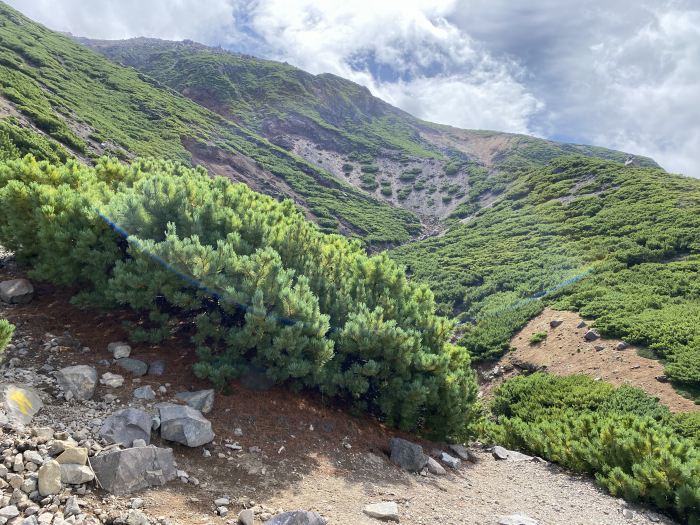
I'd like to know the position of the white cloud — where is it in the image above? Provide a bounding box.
[5,0,700,176]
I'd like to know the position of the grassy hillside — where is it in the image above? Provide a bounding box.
[80,37,659,221]
[0,2,420,244]
[391,156,700,390]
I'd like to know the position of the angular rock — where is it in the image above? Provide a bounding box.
[64,496,80,518]
[584,329,600,341]
[576,320,587,329]
[56,447,87,466]
[37,460,61,497]
[48,439,77,456]
[108,342,131,359]
[116,358,148,377]
[174,389,214,414]
[238,509,255,525]
[363,502,399,522]
[60,464,94,484]
[0,506,20,519]
[549,319,563,328]
[147,360,166,376]
[264,511,326,525]
[498,513,539,525]
[426,457,446,476]
[125,509,149,525]
[656,375,669,383]
[1,385,43,425]
[90,446,176,495]
[492,446,532,461]
[133,386,155,401]
[389,438,428,473]
[158,404,214,447]
[99,408,152,447]
[448,444,476,462]
[100,372,124,388]
[440,452,460,469]
[55,366,97,400]
[616,341,629,350]
[0,279,34,304]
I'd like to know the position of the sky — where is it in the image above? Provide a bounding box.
[7,0,700,177]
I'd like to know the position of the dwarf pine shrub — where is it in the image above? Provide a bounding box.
[0,155,479,439]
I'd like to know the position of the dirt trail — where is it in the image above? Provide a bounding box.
[0,258,678,525]
[490,308,698,412]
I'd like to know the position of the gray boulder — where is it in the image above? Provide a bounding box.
[584,329,600,341]
[99,408,152,447]
[264,511,326,525]
[55,365,97,400]
[440,452,461,469]
[90,446,176,495]
[0,279,34,304]
[158,403,214,447]
[449,444,476,462]
[389,437,428,473]
[174,389,214,414]
[116,358,148,377]
[59,464,94,484]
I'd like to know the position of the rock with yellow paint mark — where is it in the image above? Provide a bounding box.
[1,384,43,425]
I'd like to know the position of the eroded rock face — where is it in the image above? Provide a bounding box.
[0,279,34,304]
[99,408,152,447]
[90,446,177,495]
[264,510,327,525]
[389,437,428,473]
[158,404,214,447]
[55,366,97,401]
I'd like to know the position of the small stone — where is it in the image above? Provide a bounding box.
[133,386,156,401]
[174,390,215,414]
[38,460,62,497]
[237,509,254,525]
[264,511,326,525]
[217,506,228,517]
[126,509,149,525]
[622,509,634,520]
[440,452,460,469]
[32,428,54,443]
[426,457,446,476]
[576,320,587,328]
[492,446,532,461]
[214,498,230,507]
[23,450,43,466]
[448,444,475,462]
[655,375,669,383]
[549,319,563,328]
[131,498,144,510]
[56,448,87,466]
[147,361,166,376]
[0,506,20,520]
[63,496,80,518]
[616,341,629,350]
[100,373,125,388]
[498,514,539,525]
[60,464,94,484]
[108,342,131,359]
[363,502,399,522]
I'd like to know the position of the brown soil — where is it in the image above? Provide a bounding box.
[489,307,698,413]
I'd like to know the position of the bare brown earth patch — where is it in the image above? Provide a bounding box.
[489,307,698,413]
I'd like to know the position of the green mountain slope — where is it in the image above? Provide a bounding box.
[79,37,659,223]
[391,156,700,390]
[0,2,420,244]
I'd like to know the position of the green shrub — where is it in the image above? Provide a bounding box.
[0,155,479,439]
[528,331,547,344]
[0,319,14,354]
[489,374,700,523]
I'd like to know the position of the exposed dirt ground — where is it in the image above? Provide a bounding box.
[488,308,698,413]
[0,258,679,524]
